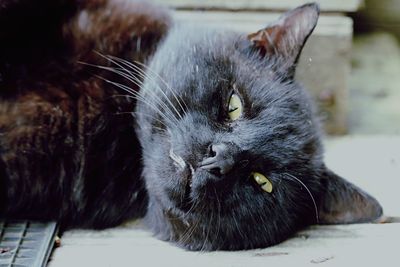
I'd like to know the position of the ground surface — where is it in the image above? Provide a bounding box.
[48,32,400,266]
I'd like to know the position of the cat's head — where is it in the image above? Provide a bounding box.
[135,3,382,250]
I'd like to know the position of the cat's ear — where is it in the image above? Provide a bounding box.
[247,3,319,78]
[318,169,383,224]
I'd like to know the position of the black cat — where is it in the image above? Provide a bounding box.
[0,0,382,251]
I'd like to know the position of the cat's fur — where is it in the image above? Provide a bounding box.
[0,0,170,228]
[0,0,382,250]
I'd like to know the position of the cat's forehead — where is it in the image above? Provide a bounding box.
[152,24,273,90]
[154,25,238,73]
[168,24,237,54]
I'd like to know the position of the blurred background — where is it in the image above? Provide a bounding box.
[350,0,400,135]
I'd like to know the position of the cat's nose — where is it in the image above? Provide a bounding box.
[199,143,237,175]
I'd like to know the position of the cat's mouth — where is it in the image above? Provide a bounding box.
[169,148,194,208]
[180,164,195,210]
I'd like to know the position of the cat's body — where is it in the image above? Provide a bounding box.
[0,0,169,228]
[0,0,382,250]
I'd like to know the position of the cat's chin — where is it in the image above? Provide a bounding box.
[144,213,215,251]
[143,194,211,250]
[144,197,188,242]
[144,193,292,251]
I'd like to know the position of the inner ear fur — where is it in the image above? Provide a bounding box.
[318,169,383,224]
[247,3,320,78]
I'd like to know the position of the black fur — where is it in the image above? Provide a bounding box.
[0,0,382,251]
[137,24,324,250]
[136,6,382,250]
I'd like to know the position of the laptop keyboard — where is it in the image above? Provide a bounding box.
[0,221,58,267]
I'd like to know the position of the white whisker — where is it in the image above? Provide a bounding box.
[100,53,184,121]
[78,60,180,127]
[86,54,181,126]
[134,60,188,117]
[106,54,188,118]
[283,172,319,224]
[94,75,175,125]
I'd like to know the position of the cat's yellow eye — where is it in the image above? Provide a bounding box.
[228,93,243,121]
[251,172,273,193]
